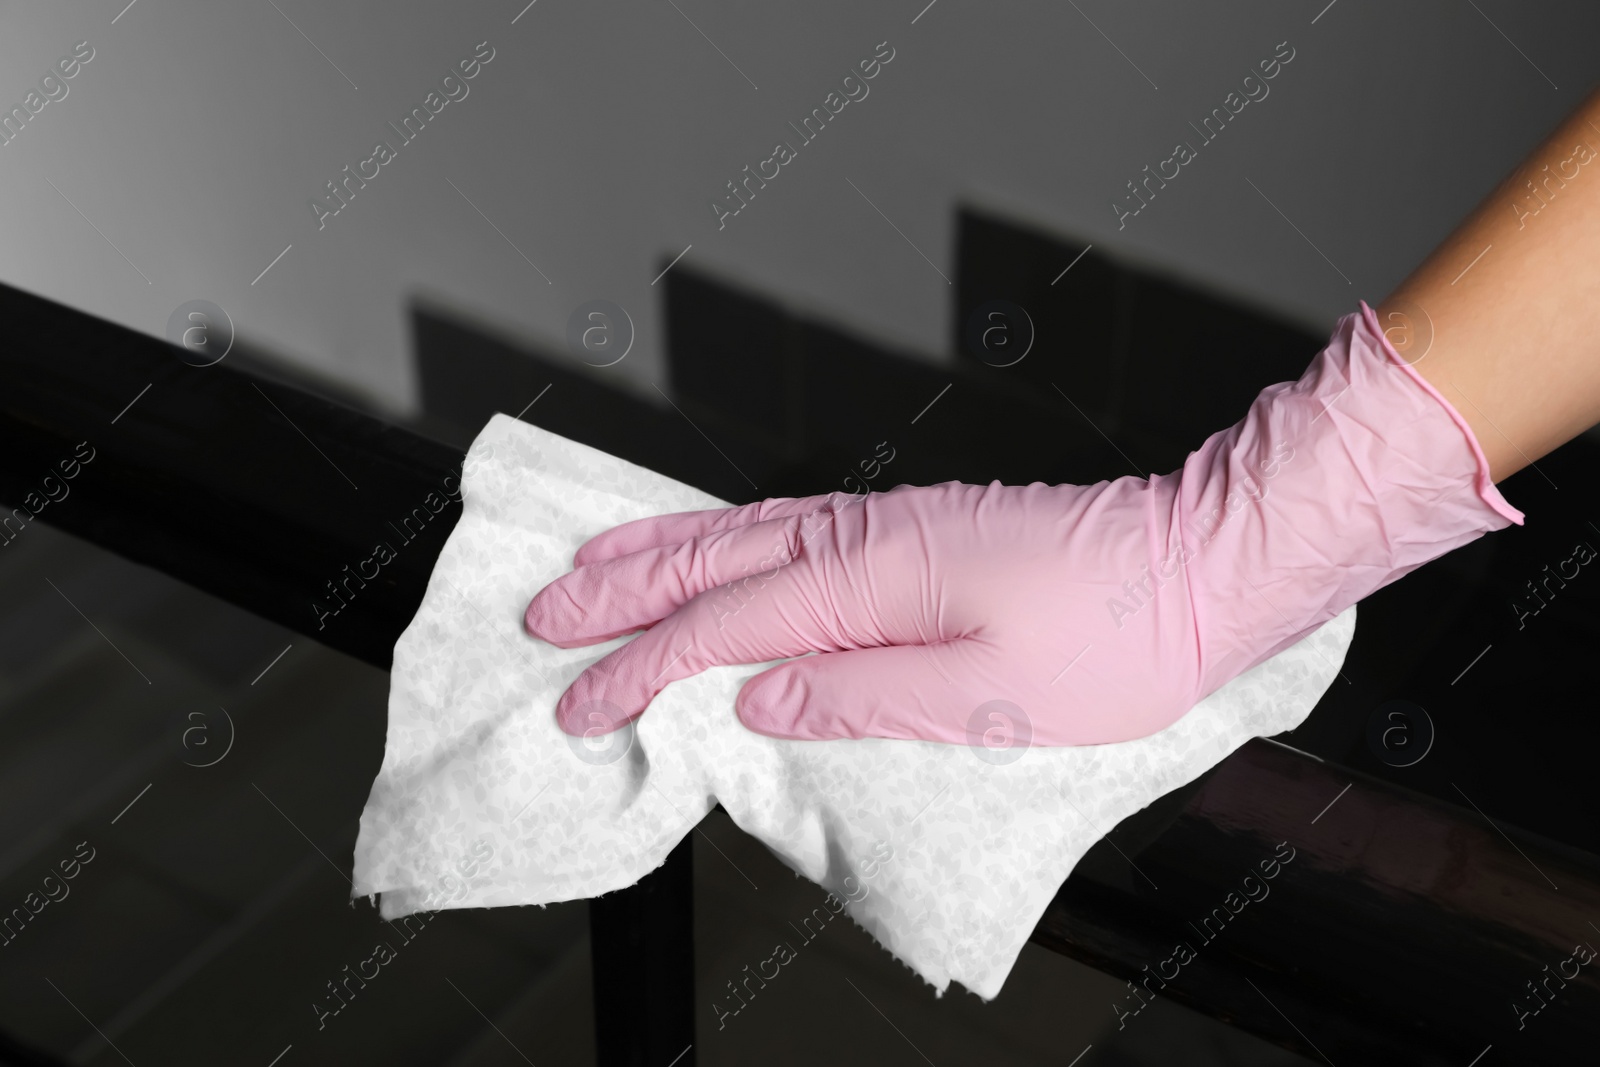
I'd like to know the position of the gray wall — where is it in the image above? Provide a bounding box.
[2,0,1593,419]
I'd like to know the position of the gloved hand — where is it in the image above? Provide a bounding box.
[524,301,1523,745]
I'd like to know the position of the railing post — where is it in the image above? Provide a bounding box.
[589,836,696,1067]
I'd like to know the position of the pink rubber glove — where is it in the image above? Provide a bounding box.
[525,302,1523,745]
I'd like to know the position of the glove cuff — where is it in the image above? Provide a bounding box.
[1172,301,1525,706]
[1357,299,1524,527]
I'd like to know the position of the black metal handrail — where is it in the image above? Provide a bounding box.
[1035,738,1600,1065]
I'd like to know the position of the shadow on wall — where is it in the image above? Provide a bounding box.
[406,206,1326,506]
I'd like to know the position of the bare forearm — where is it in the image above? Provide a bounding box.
[1379,88,1600,484]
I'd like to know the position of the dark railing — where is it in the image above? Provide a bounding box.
[1035,738,1600,1064]
[0,281,696,1066]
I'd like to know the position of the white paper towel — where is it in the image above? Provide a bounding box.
[351,413,1355,1000]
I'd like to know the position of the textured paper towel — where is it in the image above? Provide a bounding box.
[351,413,1355,1000]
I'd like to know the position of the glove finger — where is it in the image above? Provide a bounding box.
[527,514,804,648]
[572,490,861,566]
[735,642,1025,748]
[553,547,862,734]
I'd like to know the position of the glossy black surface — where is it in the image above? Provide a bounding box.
[0,285,463,671]
[0,279,696,1067]
[1036,739,1600,1065]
